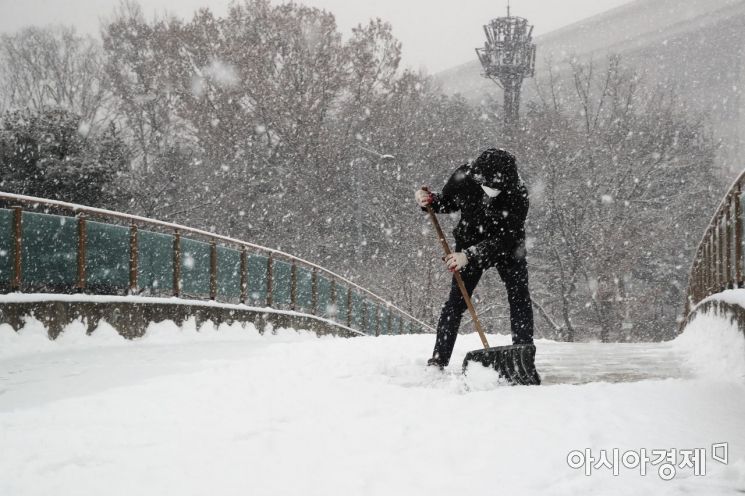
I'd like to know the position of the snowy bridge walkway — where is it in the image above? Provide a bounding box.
[537,339,687,385]
[1,313,744,496]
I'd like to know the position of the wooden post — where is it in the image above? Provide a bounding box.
[311,268,318,315]
[726,201,733,288]
[11,207,22,290]
[210,240,218,301]
[290,262,297,311]
[706,239,713,294]
[361,301,368,334]
[719,216,725,289]
[129,225,138,294]
[240,248,248,304]
[696,246,706,303]
[712,235,717,293]
[689,266,695,307]
[720,219,726,290]
[173,231,181,297]
[329,278,336,321]
[374,305,380,337]
[346,287,352,327]
[266,254,273,307]
[77,214,87,291]
[723,210,729,289]
[736,184,743,287]
[704,248,709,297]
[715,226,721,292]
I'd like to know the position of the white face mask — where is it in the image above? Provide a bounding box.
[481,184,501,198]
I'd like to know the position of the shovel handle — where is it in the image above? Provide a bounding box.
[423,187,490,350]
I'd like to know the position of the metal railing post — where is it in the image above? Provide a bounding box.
[710,226,715,293]
[374,305,380,337]
[329,278,336,321]
[361,301,368,334]
[346,287,352,327]
[129,225,138,294]
[711,223,722,293]
[736,184,743,287]
[11,206,22,291]
[719,217,725,289]
[290,261,297,311]
[240,248,247,304]
[726,204,733,289]
[700,252,705,300]
[77,214,87,291]
[173,230,181,297]
[266,254,273,307]
[311,267,318,315]
[210,239,218,301]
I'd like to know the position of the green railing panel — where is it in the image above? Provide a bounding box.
[729,211,737,283]
[740,194,745,273]
[350,291,364,331]
[181,237,211,297]
[21,212,77,287]
[391,315,400,335]
[402,320,411,335]
[247,254,268,305]
[272,260,292,308]
[317,275,331,318]
[379,307,390,335]
[86,220,129,291]
[295,267,313,312]
[335,285,349,324]
[0,209,13,283]
[366,302,378,335]
[217,246,241,301]
[137,230,174,294]
[721,220,729,283]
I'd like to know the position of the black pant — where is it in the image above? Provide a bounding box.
[432,250,534,366]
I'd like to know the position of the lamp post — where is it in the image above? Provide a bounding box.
[475,3,536,129]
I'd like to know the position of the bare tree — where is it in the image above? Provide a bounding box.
[0,26,112,131]
[520,55,721,341]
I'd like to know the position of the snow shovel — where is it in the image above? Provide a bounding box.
[422,187,540,386]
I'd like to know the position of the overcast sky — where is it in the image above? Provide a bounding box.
[0,0,634,73]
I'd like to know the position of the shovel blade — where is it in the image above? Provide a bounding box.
[463,344,541,386]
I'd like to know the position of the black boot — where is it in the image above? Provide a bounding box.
[519,344,541,386]
[427,357,446,370]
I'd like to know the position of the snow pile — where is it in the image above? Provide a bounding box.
[701,288,745,309]
[675,310,745,381]
[0,319,744,495]
[0,316,280,361]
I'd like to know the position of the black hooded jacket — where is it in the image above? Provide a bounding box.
[428,149,529,269]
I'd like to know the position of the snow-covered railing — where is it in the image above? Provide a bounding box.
[684,169,745,321]
[0,192,434,336]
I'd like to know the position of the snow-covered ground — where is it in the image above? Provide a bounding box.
[1,312,744,495]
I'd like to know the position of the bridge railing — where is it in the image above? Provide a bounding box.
[684,170,745,319]
[0,192,434,336]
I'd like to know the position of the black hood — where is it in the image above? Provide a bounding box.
[468,148,518,189]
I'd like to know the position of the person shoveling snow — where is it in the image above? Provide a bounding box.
[416,148,540,385]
